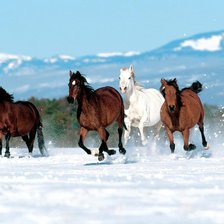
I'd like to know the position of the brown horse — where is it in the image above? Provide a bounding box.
[67,71,126,161]
[0,87,47,157]
[160,78,208,153]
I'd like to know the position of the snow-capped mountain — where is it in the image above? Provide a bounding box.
[0,30,224,106]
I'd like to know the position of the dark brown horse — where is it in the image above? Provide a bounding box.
[0,87,47,157]
[67,71,126,161]
[160,78,208,153]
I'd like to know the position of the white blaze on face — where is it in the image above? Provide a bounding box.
[119,68,132,94]
[72,80,76,86]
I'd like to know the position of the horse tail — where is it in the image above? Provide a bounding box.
[190,81,203,94]
[23,101,48,156]
[37,124,48,156]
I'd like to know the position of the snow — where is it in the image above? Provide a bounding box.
[44,55,75,64]
[1,142,224,224]
[175,34,224,52]
[97,51,140,57]
[0,53,32,63]
[57,55,75,61]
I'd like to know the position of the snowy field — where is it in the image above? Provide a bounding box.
[0,137,224,224]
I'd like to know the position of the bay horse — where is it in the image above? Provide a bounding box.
[0,87,47,157]
[119,65,164,145]
[160,78,208,153]
[67,71,126,161]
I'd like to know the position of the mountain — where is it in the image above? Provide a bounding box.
[0,30,224,106]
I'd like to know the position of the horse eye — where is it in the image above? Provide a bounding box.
[129,77,131,80]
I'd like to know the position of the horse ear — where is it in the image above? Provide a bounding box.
[129,65,134,74]
[76,71,81,76]
[173,78,178,88]
[161,79,167,86]
[69,70,73,77]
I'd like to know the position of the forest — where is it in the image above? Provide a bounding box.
[9,97,224,149]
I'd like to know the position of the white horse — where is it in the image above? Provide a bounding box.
[119,65,164,145]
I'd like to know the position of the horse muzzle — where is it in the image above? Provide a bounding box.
[67,96,74,104]
[120,86,127,94]
[168,105,176,113]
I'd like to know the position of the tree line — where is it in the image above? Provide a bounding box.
[9,97,224,149]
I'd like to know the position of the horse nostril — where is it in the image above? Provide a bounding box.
[124,87,127,90]
[169,105,175,112]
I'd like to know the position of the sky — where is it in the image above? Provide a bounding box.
[0,0,224,58]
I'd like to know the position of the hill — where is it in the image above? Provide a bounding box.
[0,30,224,105]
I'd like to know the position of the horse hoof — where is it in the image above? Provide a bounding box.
[204,144,210,150]
[119,148,126,155]
[184,144,196,151]
[98,153,105,161]
[189,144,196,150]
[91,149,99,157]
[108,149,116,156]
[4,153,10,158]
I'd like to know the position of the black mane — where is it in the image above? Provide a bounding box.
[71,71,95,94]
[161,78,182,107]
[70,71,96,102]
[0,87,14,103]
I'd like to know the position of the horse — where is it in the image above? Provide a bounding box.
[119,65,164,145]
[0,87,48,157]
[160,78,209,153]
[67,70,126,161]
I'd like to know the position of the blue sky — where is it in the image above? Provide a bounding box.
[0,0,223,58]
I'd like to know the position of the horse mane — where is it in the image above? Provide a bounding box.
[161,79,182,107]
[71,71,95,98]
[121,67,145,92]
[134,81,144,91]
[0,87,14,103]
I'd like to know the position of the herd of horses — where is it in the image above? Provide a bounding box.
[0,65,209,160]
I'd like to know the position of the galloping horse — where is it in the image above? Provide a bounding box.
[160,78,208,153]
[0,87,47,157]
[119,65,164,145]
[67,71,126,161]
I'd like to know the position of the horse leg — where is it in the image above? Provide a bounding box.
[117,114,126,154]
[153,121,163,141]
[0,133,3,156]
[198,123,208,149]
[182,129,196,151]
[98,127,116,161]
[22,135,30,151]
[28,128,37,154]
[105,129,110,141]
[118,127,126,154]
[139,122,147,146]
[165,127,175,153]
[4,134,11,158]
[123,117,131,145]
[78,127,92,155]
[22,129,36,155]
[0,139,2,156]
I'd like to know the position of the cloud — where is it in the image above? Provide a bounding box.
[175,34,224,52]
[14,84,30,93]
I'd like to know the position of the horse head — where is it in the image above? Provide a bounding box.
[67,70,88,103]
[160,78,181,113]
[119,65,135,94]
